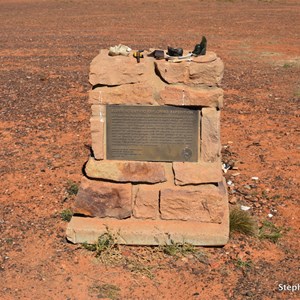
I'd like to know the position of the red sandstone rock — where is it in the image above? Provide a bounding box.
[73,177,132,219]
[132,185,159,219]
[89,50,147,86]
[191,51,217,63]
[201,107,221,162]
[66,216,229,246]
[173,160,223,185]
[88,84,157,105]
[90,116,103,132]
[85,157,167,183]
[154,54,224,86]
[160,185,225,223]
[155,60,186,84]
[91,104,106,117]
[188,57,224,86]
[91,129,104,160]
[89,116,105,160]
[159,85,223,108]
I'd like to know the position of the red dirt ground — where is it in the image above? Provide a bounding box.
[0,0,299,299]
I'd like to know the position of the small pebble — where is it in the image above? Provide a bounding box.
[241,205,251,211]
[227,180,234,186]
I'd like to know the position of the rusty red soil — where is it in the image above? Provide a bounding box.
[0,0,299,299]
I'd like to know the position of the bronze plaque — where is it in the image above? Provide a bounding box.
[106,105,199,162]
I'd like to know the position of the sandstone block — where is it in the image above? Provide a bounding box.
[218,178,228,196]
[91,129,104,160]
[85,157,167,183]
[91,104,106,118]
[73,177,131,219]
[154,52,224,86]
[67,216,229,246]
[132,185,160,219]
[173,160,222,185]
[159,85,223,108]
[90,116,105,160]
[90,116,104,132]
[89,50,147,86]
[160,185,225,223]
[188,57,224,86]
[192,51,217,63]
[154,60,186,84]
[201,107,221,162]
[88,84,157,105]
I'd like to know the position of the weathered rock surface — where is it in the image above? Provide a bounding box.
[155,60,186,84]
[90,116,105,160]
[173,160,223,185]
[89,50,147,86]
[133,185,159,219]
[201,107,221,162]
[91,104,106,117]
[85,157,167,183]
[155,54,224,86]
[159,85,223,108]
[160,185,225,223]
[67,216,229,246]
[192,51,217,63]
[91,128,104,160]
[89,84,157,105]
[73,177,131,219]
[188,57,224,86]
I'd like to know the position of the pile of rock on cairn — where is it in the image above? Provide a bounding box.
[66,41,229,246]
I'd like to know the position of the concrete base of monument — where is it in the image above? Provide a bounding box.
[66,214,229,246]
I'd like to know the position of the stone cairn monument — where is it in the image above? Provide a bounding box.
[67,47,229,245]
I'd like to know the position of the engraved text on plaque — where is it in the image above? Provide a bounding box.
[106,105,199,162]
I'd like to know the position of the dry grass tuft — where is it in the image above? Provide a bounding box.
[230,207,257,236]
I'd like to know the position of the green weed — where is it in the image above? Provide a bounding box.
[161,240,196,257]
[66,180,79,196]
[258,220,285,243]
[83,231,118,256]
[283,63,293,68]
[235,258,253,269]
[82,230,124,265]
[60,208,73,222]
